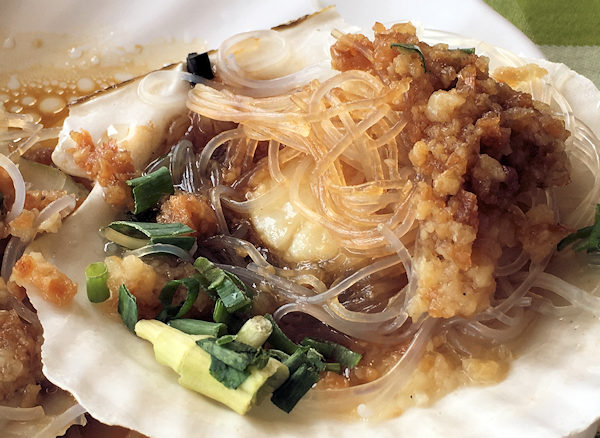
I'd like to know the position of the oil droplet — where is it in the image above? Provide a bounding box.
[77,77,95,93]
[39,96,65,114]
[9,105,23,113]
[7,75,20,90]
[69,47,82,59]
[2,37,15,49]
[59,82,67,89]
[90,55,100,66]
[114,72,133,82]
[0,93,9,103]
[21,96,36,106]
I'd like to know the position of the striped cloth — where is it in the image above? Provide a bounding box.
[485,0,600,87]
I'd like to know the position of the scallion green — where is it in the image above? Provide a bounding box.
[391,43,427,72]
[271,363,320,413]
[118,284,138,332]
[194,257,252,312]
[264,314,298,355]
[300,337,362,369]
[126,243,194,262]
[558,204,600,253]
[325,363,342,373]
[126,167,174,214]
[156,277,200,322]
[102,221,195,251]
[85,262,110,303]
[168,319,227,337]
[213,298,230,324]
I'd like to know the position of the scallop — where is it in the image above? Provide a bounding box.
[249,163,340,263]
[51,65,189,178]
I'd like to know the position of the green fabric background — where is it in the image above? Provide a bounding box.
[485,0,600,87]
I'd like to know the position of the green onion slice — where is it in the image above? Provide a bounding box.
[157,277,200,322]
[102,221,194,251]
[271,363,320,413]
[216,334,237,346]
[85,262,110,303]
[126,167,174,214]
[557,204,600,253]
[149,235,196,251]
[101,227,148,249]
[457,47,475,54]
[265,314,298,355]
[107,221,193,238]
[127,243,194,262]
[194,257,252,313]
[196,338,257,371]
[168,319,227,337]
[300,337,362,369]
[209,357,249,389]
[391,43,427,72]
[213,298,230,324]
[118,284,138,332]
[325,362,342,374]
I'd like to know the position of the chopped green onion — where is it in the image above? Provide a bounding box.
[156,277,200,322]
[264,314,298,355]
[127,243,193,261]
[149,235,196,251]
[586,204,600,253]
[458,47,475,54]
[267,349,290,363]
[196,338,258,371]
[118,284,138,332]
[558,204,600,253]
[300,337,362,369]
[107,221,193,239]
[235,316,272,349]
[271,346,325,412]
[271,363,320,413]
[127,243,194,262]
[391,43,426,72]
[325,362,342,374]
[209,357,249,389]
[103,221,195,251]
[101,227,148,249]
[283,346,325,374]
[557,225,592,251]
[194,257,252,312]
[213,298,230,324]
[168,319,227,337]
[216,334,237,345]
[126,167,174,214]
[85,262,110,303]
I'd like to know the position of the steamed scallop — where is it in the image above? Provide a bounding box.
[13,9,600,438]
[51,66,190,178]
[248,162,341,263]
